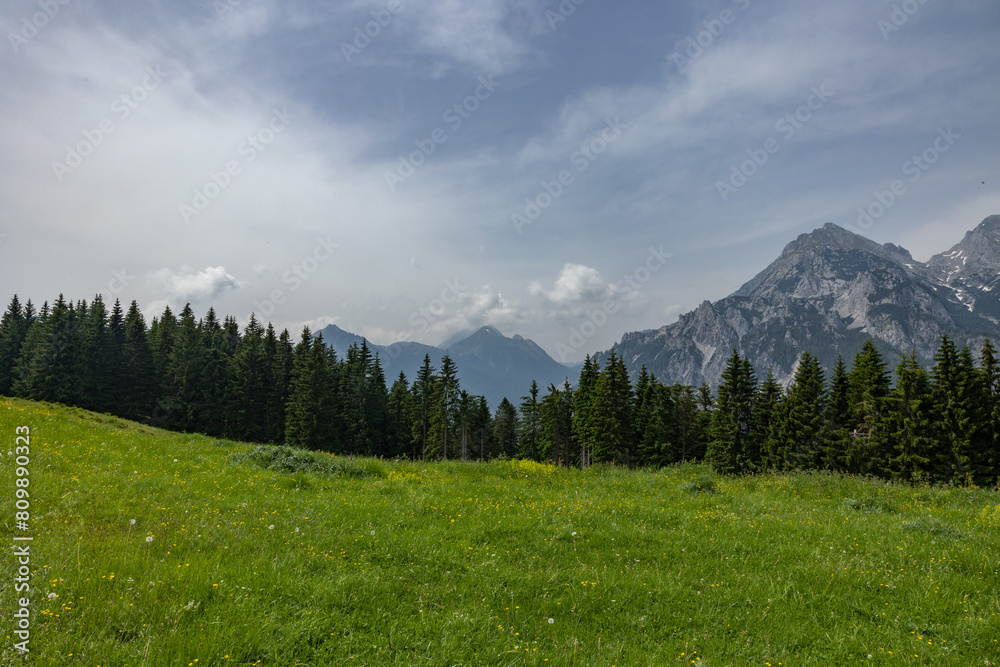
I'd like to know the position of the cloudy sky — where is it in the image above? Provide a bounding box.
[1,0,998,362]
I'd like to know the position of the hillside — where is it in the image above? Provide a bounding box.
[2,397,998,665]
[600,215,1000,386]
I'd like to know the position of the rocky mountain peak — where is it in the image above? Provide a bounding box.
[599,215,1000,388]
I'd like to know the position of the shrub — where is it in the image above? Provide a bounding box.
[231,445,386,479]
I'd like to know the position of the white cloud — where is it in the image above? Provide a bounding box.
[147,266,243,309]
[529,263,617,305]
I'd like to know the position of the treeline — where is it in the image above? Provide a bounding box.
[1,293,997,485]
[0,293,714,466]
[706,339,1000,486]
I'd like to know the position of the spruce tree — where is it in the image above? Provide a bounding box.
[121,301,155,421]
[540,382,573,465]
[930,335,980,484]
[386,372,413,459]
[518,380,541,460]
[823,354,851,471]
[707,350,758,474]
[589,350,634,465]
[231,315,269,442]
[776,352,827,470]
[426,354,458,460]
[845,341,891,475]
[493,397,519,458]
[410,355,436,460]
[0,296,34,395]
[978,340,1000,484]
[265,327,294,444]
[888,351,933,482]
[572,355,599,467]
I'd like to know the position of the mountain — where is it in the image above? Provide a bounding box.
[316,324,574,409]
[598,215,1000,386]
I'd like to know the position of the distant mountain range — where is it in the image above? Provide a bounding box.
[598,215,1000,386]
[317,324,576,409]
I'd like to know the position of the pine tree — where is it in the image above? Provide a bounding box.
[888,351,933,482]
[410,355,436,460]
[823,354,851,471]
[472,396,493,461]
[265,327,294,444]
[104,299,127,413]
[230,315,269,442]
[845,341,891,475]
[930,335,980,484]
[121,301,155,421]
[589,350,634,465]
[163,304,205,431]
[776,352,827,470]
[670,384,701,463]
[636,375,674,468]
[0,296,34,395]
[753,371,784,470]
[493,398,519,458]
[978,339,1000,484]
[518,380,541,460]
[707,350,758,474]
[572,355,600,468]
[386,372,413,459]
[426,354,458,460]
[540,382,573,465]
[13,295,84,405]
[199,310,235,437]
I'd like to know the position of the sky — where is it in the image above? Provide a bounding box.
[1,0,998,363]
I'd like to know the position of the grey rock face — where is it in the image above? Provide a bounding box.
[598,216,1000,387]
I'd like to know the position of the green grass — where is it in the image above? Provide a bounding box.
[1,396,999,666]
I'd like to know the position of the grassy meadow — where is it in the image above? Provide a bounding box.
[1,396,999,665]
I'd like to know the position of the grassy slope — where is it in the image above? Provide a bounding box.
[0,396,998,666]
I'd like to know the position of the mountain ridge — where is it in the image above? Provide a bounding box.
[317,324,573,409]
[598,215,1000,387]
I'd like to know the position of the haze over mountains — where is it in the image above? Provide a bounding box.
[601,215,1000,387]
[318,323,575,409]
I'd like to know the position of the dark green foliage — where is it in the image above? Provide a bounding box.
[232,444,386,478]
[888,351,933,482]
[775,351,828,471]
[518,380,541,460]
[539,381,573,465]
[3,290,999,484]
[707,350,758,474]
[589,350,634,465]
[493,397,519,458]
[844,341,892,475]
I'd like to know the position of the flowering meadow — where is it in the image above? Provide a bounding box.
[1,397,998,665]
